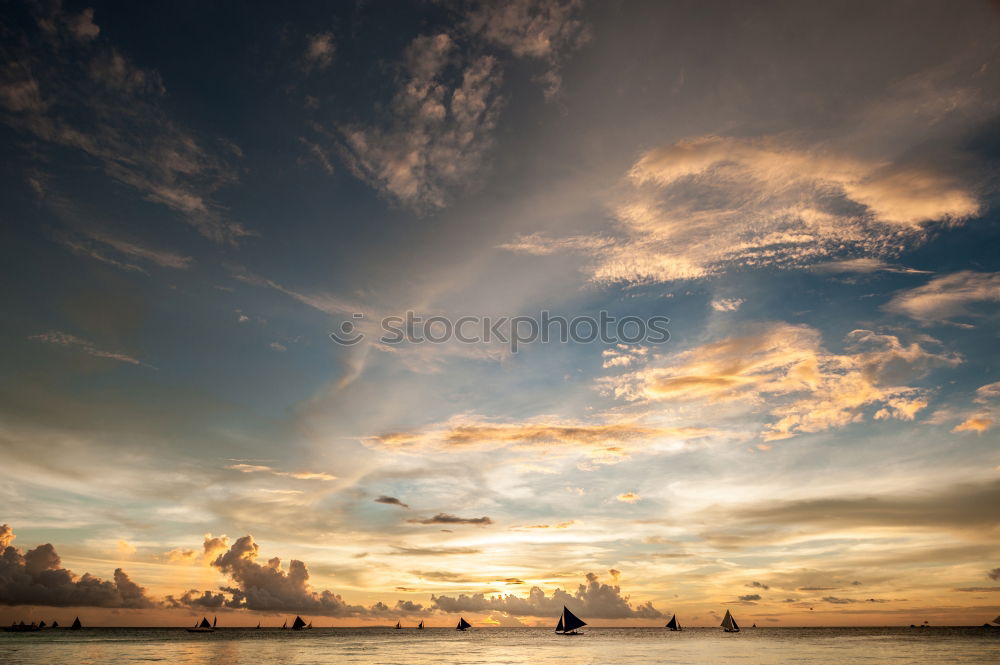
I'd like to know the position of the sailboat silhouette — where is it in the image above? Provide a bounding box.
[186,616,214,633]
[665,614,681,631]
[456,617,471,631]
[555,606,586,635]
[721,609,740,632]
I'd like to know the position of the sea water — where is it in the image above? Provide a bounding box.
[1,626,998,665]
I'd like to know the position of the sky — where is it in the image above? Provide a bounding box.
[1,0,999,628]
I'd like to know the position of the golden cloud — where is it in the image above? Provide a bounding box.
[603,323,961,441]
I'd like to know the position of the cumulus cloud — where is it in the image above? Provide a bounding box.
[885,271,1000,323]
[338,33,502,208]
[204,535,369,615]
[464,0,589,97]
[0,525,155,608]
[431,571,663,619]
[602,322,960,441]
[28,331,148,367]
[0,4,248,243]
[366,416,711,463]
[304,32,335,70]
[407,513,493,526]
[375,496,410,509]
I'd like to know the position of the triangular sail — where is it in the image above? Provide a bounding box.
[555,615,564,632]
[213,616,217,628]
[51,621,59,628]
[666,614,678,630]
[38,621,46,629]
[71,617,81,630]
[457,617,471,630]
[561,606,587,632]
[395,620,402,629]
[993,616,1000,624]
[292,616,307,630]
[417,620,424,629]
[199,617,211,629]
[721,609,739,631]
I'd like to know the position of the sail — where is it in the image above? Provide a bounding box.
[457,617,471,630]
[51,621,59,629]
[993,616,1000,624]
[562,606,587,632]
[418,620,424,629]
[199,617,211,629]
[555,615,564,633]
[282,620,287,629]
[666,614,678,630]
[38,621,46,629]
[721,609,739,631]
[213,616,217,628]
[395,620,402,629]
[292,616,307,630]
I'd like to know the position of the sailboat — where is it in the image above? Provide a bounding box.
[665,614,681,631]
[38,621,47,629]
[292,616,309,630]
[282,619,287,629]
[721,609,740,633]
[994,616,1000,625]
[186,616,214,633]
[417,620,424,629]
[456,617,471,631]
[70,617,82,630]
[255,621,261,629]
[51,621,59,629]
[555,606,586,635]
[395,620,402,629]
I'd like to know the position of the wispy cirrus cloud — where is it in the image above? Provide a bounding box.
[407,513,493,526]
[226,463,336,481]
[28,331,148,367]
[366,416,712,463]
[885,271,1000,323]
[53,227,193,273]
[0,4,249,243]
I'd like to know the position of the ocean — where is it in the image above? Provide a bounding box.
[1,627,998,664]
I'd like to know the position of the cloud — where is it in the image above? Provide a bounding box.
[28,331,147,367]
[0,4,248,242]
[375,496,410,509]
[823,596,889,604]
[603,322,960,441]
[269,342,288,352]
[710,298,744,312]
[304,32,335,70]
[989,568,1000,581]
[206,535,369,615]
[943,382,1000,434]
[718,479,1000,533]
[504,133,981,283]
[738,594,761,602]
[616,492,641,503]
[0,525,155,608]
[464,0,589,97]
[952,417,993,434]
[53,227,193,273]
[388,546,482,556]
[337,33,503,208]
[431,571,663,619]
[747,581,770,590]
[366,416,712,463]
[885,271,1000,323]
[810,258,930,275]
[226,463,336,481]
[407,513,493,526]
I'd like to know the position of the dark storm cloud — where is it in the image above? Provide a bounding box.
[407,513,493,526]
[374,496,410,508]
[0,525,155,608]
